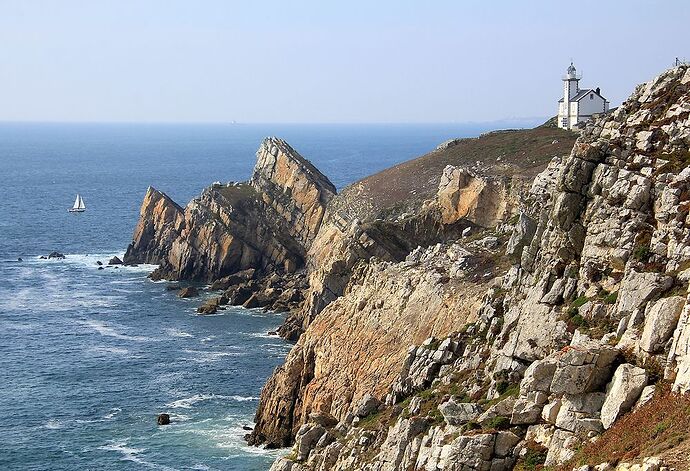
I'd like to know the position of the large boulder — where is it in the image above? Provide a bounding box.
[640,296,685,353]
[615,271,673,318]
[438,398,482,426]
[600,363,648,429]
[354,393,381,418]
[550,344,619,395]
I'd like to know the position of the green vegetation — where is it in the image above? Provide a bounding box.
[603,290,618,304]
[571,295,590,309]
[515,443,548,470]
[484,415,510,431]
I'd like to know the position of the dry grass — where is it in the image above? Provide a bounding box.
[561,388,690,470]
[331,127,576,222]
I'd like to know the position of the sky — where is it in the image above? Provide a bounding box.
[1,0,688,124]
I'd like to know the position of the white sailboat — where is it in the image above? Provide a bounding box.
[69,194,86,213]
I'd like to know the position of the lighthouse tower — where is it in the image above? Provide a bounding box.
[557,63,609,130]
[560,63,580,129]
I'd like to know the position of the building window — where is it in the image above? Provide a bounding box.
[590,93,594,99]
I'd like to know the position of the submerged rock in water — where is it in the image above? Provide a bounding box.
[157,413,171,425]
[96,260,103,266]
[47,251,65,259]
[108,256,123,265]
[17,257,23,262]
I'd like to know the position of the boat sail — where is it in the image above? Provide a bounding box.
[69,194,86,213]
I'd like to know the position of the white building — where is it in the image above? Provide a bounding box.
[558,63,609,130]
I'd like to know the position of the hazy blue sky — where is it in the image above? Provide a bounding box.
[1,0,688,123]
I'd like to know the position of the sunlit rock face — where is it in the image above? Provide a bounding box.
[124,137,336,281]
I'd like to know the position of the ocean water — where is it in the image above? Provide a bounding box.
[0,122,521,470]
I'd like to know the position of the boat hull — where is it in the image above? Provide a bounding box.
[68,209,85,213]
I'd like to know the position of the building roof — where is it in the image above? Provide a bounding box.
[558,88,608,103]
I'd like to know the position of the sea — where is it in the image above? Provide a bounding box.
[0,121,538,470]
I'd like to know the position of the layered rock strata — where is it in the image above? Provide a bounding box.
[264,66,690,470]
[124,137,336,281]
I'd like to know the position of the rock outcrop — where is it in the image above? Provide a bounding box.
[124,137,336,281]
[259,66,690,471]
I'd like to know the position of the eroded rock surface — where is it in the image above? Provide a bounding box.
[260,66,690,470]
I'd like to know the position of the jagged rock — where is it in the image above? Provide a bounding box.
[108,256,123,265]
[177,287,199,298]
[354,394,381,418]
[157,413,170,425]
[550,344,619,395]
[494,431,520,457]
[511,392,547,425]
[544,429,578,466]
[438,398,482,425]
[600,364,647,429]
[615,271,673,318]
[47,251,65,259]
[295,424,326,461]
[640,296,685,353]
[209,268,256,290]
[124,138,335,281]
[554,393,605,433]
[520,358,558,392]
[541,399,561,424]
[197,298,220,314]
[437,165,520,228]
[506,213,537,260]
[478,396,516,425]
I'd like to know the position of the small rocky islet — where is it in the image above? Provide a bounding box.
[124,65,690,470]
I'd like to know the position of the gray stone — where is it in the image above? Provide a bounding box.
[494,431,521,457]
[600,364,647,429]
[295,424,326,461]
[640,296,685,353]
[438,398,482,425]
[354,393,381,418]
[510,396,543,425]
[616,271,673,317]
[520,358,558,392]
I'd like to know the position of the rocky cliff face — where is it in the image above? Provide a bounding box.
[263,66,690,471]
[124,137,336,281]
[250,129,575,445]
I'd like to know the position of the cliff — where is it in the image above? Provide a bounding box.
[123,137,336,281]
[262,66,690,471]
[250,127,577,443]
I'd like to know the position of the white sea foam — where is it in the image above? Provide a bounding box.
[245,331,281,339]
[200,336,215,343]
[82,319,155,342]
[44,419,63,430]
[103,408,122,420]
[165,394,257,409]
[88,345,131,355]
[181,349,244,363]
[166,328,194,338]
[98,440,177,470]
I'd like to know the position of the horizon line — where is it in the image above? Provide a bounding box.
[0,117,551,127]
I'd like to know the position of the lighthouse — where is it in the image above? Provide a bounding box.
[557,63,609,130]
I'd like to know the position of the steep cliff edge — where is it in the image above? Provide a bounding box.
[265,66,690,471]
[286,127,576,338]
[123,137,336,281]
[250,128,577,444]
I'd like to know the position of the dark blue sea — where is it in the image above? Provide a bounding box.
[0,122,532,470]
